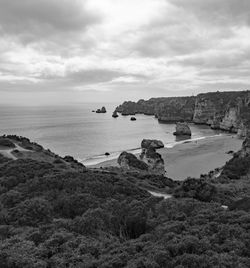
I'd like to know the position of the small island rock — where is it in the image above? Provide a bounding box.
[112,111,119,118]
[141,139,164,150]
[173,122,191,136]
[130,117,136,121]
[96,106,107,113]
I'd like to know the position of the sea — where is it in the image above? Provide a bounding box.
[0,103,221,166]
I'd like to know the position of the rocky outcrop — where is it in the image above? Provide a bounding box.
[173,122,191,136]
[96,107,107,113]
[237,122,248,138]
[130,117,136,121]
[240,132,250,157]
[139,148,165,175]
[141,139,164,149]
[140,139,165,175]
[117,151,149,171]
[112,111,118,118]
[117,139,165,175]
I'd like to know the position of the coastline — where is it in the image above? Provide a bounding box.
[89,134,243,180]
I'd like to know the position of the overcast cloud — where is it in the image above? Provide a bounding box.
[0,0,249,104]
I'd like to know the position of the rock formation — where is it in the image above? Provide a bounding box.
[117,151,148,171]
[139,148,165,175]
[112,111,119,118]
[219,106,239,133]
[173,122,191,136]
[240,131,250,157]
[117,139,165,175]
[140,139,165,175]
[130,117,136,121]
[96,106,107,113]
[237,122,248,138]
[141,139,164,149]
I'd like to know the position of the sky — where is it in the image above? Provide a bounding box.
[0,0,250,105]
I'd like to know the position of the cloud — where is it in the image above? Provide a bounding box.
[0,0,250,104]
[168,0,250,26]
[0,0,100,43]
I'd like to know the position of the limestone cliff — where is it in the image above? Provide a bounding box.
[115,90,250,136]
[193,91,250,135]
[115,96,195,122]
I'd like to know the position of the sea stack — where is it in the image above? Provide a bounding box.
[173,122,191,136]
[141,139,164,150]
[96,106,107,113]
[139,139,165,175]
[112,111,119,118]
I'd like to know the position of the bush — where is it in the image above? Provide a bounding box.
[0,139,15,148]
[9,197,52,226]
[222,155,250,180]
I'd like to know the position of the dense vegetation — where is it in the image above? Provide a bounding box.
[0,147,249,268]
[0,138,16,148]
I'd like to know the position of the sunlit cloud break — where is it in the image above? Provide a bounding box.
[0,0,249,104]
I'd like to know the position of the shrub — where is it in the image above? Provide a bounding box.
[0,139,15,148]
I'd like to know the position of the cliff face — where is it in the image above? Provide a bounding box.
[115,97,195,122]
[193,91,250,134]
[156,97,195,123]
[116,91,250,135]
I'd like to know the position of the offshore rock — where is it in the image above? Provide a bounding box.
[118,151,148,171]
[96,107,107,113]
[141,139,164,150]
[130,117,136,121]
[173,122,191,136]
[112,111,119,118]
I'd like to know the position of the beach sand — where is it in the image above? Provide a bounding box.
[90,134,243,180]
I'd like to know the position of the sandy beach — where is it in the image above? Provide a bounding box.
[90,134,243,180]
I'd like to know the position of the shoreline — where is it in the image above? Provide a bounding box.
[89,134,243,181]
[82,133,223,166]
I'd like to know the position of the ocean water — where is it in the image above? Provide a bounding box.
[0,103,221,165]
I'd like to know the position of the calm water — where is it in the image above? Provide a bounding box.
[0,103,220,165]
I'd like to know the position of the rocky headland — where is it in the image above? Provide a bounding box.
[115,90,250,137]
